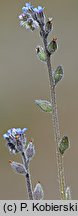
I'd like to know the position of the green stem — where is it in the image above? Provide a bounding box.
[40,27,66,199]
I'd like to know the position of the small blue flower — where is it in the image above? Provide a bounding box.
[22,3,33,14]
[22,128,27,134]
[25,2,33,9]
[3,133,9,139]
[33,6,44,14]
[22,7,28,14]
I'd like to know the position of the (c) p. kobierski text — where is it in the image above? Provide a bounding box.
[32,202,78,212]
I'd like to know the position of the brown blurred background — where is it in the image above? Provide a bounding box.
[0,0,78,199]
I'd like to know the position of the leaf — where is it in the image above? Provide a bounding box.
[59,136,70,155]
[35,99,52,112]
[9,161,26,175]
[54,65,64,85]
[36,46,46,62]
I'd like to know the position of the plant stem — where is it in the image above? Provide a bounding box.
[40,26,66,199]
[22,152,33,200]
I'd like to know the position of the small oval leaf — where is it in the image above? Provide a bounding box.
[35,99,52,112]
[54,65,64,85]
[59,136,70,155]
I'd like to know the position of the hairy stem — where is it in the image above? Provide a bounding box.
[40,26,66,199]
[22,152,33,200]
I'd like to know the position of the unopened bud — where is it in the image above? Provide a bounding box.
[9,160,26,175]
[65,187,71,199]
[36,46,46,62]
[33,182,44,200]
[45,17,53,36]
[26,141,35,161]
[48,38,58,54]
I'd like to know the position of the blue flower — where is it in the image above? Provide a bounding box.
[19,3,44,31]
[3,128,27,139]
[22,7,28,14]
[22,3,33,14]
[33,6,44,14]
[25,2,33,9]
[3,128,27,154]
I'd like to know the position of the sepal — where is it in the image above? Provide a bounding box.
[26,141,35,161]
[48,38,58,54]
[36,46,46,62]
[9,160,26,175]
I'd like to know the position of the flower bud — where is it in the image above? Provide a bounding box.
[45,17,53,36]
[26,141,35,161]
[9,160,26,175]
[36,46,46,62]
[7,142,19,154]
[35,99,52,112]
[33,182,44,200]
[65,187,71,199]
[48,38,58,54]
[59,136,70,155]
[27,18,39,31]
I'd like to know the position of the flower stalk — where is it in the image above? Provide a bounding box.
[22,151,33,200]
[39,24,66,199]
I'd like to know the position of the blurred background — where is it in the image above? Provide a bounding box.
[0,0,78,199]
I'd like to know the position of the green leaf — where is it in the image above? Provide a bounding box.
[54,65,64,85]
[35,99,52,112]
[36,46,46,62]
[48,38,58,54]
[59,136,70,155]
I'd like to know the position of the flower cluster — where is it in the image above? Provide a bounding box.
[3,128,27,154]
[3,128,35,161]
[19,2,44,31]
